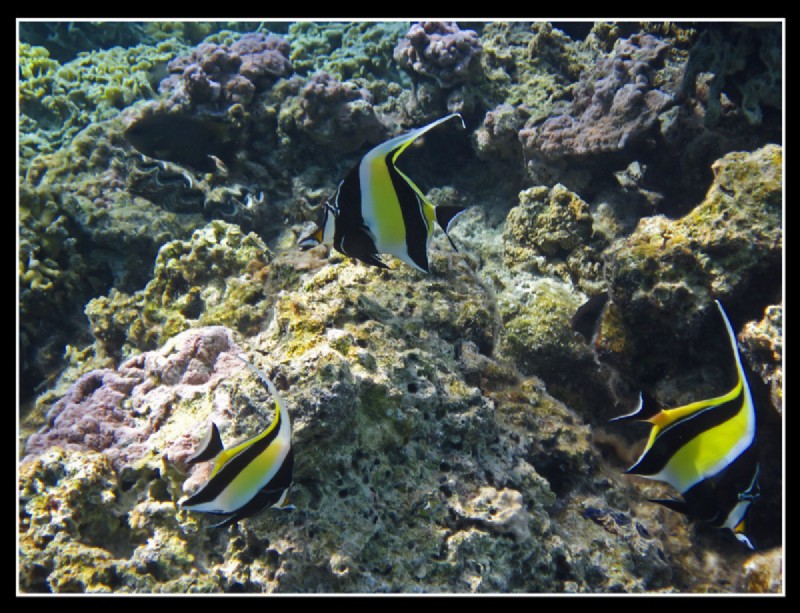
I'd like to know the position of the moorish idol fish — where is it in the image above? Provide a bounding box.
[611,300,760,548]
[298,113,467,273]
[181,356,294,528]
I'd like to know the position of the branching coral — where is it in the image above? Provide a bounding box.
[288,21,410,82]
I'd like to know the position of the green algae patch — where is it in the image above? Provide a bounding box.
[85,221,275,361]
[597,144,783,388]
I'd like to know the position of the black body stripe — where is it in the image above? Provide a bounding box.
[184,410,287,506]
[187,422,224,466]
[333,165,365,254]
[387,145,430,272]
[629,392,746,477]
[212,447,296,528]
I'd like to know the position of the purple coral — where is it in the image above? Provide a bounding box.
[290,71,384,153]
[232,32,293,90]
[24,327,245,472]
[520,33,674,160]
[161,32,293,107]
[394,21,482,88]
[474,103,525,161]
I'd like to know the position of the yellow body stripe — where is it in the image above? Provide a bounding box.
[215,435,291,512]
[363,154,406,249]
[183,358,293,518]
[632,302,757,494]
[208,399,282,479]
[658,393,753,493]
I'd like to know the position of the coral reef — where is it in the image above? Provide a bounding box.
[599,144,782,385]
[18,22,262,63]
[25,325,244,471]
[740,304,783,414]
[276,72,385,154]
[20,326,248,592]
[19,40,188,172]
[472,103,525,164]
[16,263,673,593]
[287,22,410,82]
[477,22,602,120]
[18,20,783,594]
[83,221,277,363]
[502,184,608,292]
[681,23,782,127]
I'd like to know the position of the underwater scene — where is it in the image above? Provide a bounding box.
[17,20,783,594]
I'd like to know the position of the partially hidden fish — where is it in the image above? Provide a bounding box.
[611,300,760,548]
[298,113,467,273]
[124,111,238,173]
[570,293,609,342]
[181,356,294,528]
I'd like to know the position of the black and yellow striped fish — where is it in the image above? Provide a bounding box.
[611,301,760,548]
[298,113,467,273]
[181,357,294,529]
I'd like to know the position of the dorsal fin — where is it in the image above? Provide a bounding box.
[385,113,465,166]
[235,355,291,433]
[609,391,662,423]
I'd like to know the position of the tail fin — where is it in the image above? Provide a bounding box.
[187,422,224,466]
[609,391,662,423]
[435,205,467,252]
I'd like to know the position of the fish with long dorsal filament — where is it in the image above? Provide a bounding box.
[181,356,294,529]
[611,300,761,548]
[298,113,467,273]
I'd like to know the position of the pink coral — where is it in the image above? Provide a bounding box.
[25,326,245,471]
[233,32,292,88]
[394,21,482,88]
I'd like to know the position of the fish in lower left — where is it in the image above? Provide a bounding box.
[180,356,294,529]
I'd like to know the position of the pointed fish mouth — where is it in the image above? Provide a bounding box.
[297,226,323,250]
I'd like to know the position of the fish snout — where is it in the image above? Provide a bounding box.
[297,225,323,250]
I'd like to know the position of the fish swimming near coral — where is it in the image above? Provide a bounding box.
[124,111,238,173]
[298,113,467,273]
[611,300,760,548]
[570,293,609,342]
[181,356,294,528]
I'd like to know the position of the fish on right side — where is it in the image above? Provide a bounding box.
[611,300,761,548]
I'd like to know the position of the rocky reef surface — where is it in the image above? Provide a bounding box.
[18,21,782,594]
